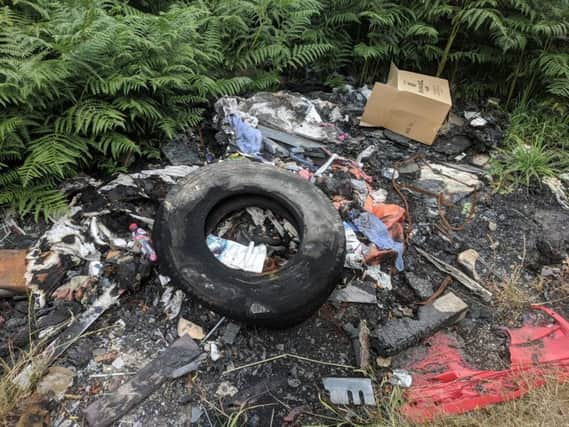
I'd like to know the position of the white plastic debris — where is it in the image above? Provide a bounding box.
[100,166,198,190]
[209,342,222,361]
[470,117,488,127]
[463,111,481,120]
[44,220,100,261]
[356,146,376,166]
[364,265,392,290]
[215,92,341,142]
[158,275,171,286]
[161,287,185,320]
[389,369,413,388]
[370,188,388,204]
[207,235,267,273]
[344,223,367,270]
[88,261,103,277]
[382,167,399,180]
[90,217,107,246]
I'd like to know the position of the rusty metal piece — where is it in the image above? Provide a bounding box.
[418,276,453,305]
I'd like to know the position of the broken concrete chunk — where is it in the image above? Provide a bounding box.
[375,292,468,356]
[322,377,376,406]
[457,249,480,280]
[415,162,482,205]
[330,283,377,304]
[405,272,434,300]
[177,318,205,340]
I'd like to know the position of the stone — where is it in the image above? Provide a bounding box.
[111,357,125,370]
[541,266,560,278]
[376,356,392,368]
[534,209,569,264]
[433,135,472,155]
[221,322,241,345]
[405,272,434,300]
[471,154,490,167]
[177,318,204,340]
[398,162,420,175]
[36,366,75,401]
[457,249,480,281]
[330,283,377,304]
[488,221,497,232]
[448,112,465,127]
[216,381,238,398]
[374,292,468,356]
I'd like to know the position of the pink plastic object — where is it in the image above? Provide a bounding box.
[129,223,158,262]
[402,306,569,423]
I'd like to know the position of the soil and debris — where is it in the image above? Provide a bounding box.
[1,86,569,426]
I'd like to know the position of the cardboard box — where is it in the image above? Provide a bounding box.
[361,64,452,145]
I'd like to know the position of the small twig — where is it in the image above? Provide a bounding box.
[201,316,226,345]
[203,406,213,427]
[269,408,275,427]
[223,353,356,375]
[89,372,137,378]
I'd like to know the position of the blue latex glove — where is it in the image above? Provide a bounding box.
[353,211,404,271]
[229,114,263,155]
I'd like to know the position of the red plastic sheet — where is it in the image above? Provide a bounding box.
[402,306,569,423]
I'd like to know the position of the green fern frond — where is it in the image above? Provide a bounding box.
[98,132,141,160]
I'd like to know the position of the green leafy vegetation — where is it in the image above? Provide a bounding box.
[490,104,569,190]
[0,0,568,219]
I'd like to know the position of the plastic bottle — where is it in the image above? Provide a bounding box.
[128,223,158,262]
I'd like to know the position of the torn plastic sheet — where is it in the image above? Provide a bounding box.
[343,222,367,270]
[99,165,198,191]
[44,219,100,262]
[353,212,404,271]
[402,305,569,423]
[229,113,263,155]
[215,92,341,142]
[207,235,267,273]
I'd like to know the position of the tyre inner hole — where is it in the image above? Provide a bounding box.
[205,202,301,274]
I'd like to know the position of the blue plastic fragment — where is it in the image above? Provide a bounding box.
[353,211,404,271]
